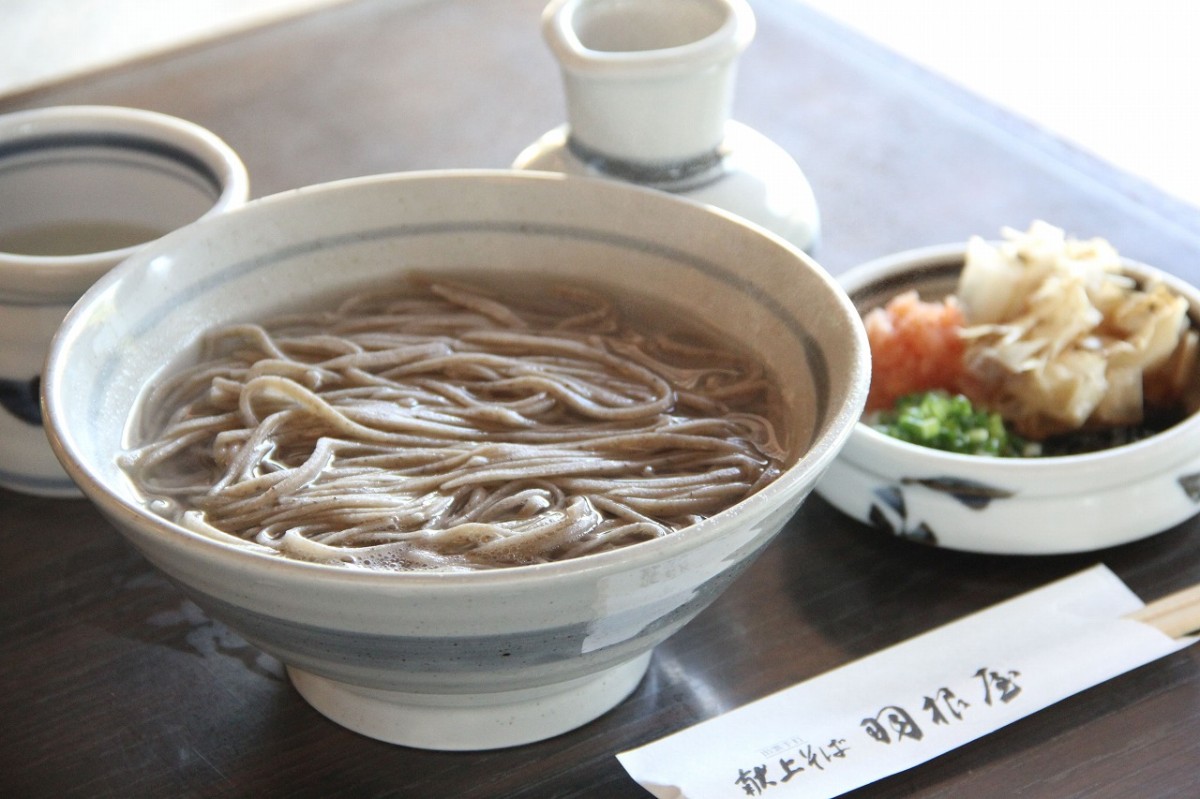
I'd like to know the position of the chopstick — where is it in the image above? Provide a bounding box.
[1128,583,1200,639]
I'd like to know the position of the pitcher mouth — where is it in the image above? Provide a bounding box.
[543,0,754,77]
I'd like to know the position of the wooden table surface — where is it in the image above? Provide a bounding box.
[2,1,1198,797]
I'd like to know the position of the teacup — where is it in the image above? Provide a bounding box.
[0,105,249,497]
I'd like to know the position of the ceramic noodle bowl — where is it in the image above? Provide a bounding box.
[44,170,868,750]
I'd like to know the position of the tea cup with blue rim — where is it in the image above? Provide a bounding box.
[0,105,249,497]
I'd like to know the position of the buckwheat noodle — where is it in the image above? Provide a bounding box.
[122,278,787,571]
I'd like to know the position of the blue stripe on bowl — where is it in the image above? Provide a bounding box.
[0,374,40,425]
[0,132,223,196]
[0,463,75,494]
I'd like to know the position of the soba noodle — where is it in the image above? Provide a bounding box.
[121,278,787,571]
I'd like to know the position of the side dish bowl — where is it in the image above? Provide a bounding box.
[816,243,1200,555]
[43,170,869,750]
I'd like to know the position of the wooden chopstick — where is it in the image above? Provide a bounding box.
[1127,583,1200,639]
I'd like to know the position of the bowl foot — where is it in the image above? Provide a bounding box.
[288,650,653,750]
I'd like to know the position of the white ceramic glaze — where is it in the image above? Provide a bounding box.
[515,0,820,253]
[0,105,249,497]
[44,170,869,750]
[816,243,1200,555]
[541,0,752,163]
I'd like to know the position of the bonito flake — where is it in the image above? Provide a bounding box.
[957,221,1195,439]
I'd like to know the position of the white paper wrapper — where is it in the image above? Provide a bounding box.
[618,565,1196,799]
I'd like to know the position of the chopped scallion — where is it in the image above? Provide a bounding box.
[870,390,1036,457]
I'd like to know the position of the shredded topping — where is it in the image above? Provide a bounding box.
[957,221,1195,439]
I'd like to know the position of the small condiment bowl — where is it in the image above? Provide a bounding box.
[816,243,1200,555]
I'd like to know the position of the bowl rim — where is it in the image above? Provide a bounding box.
[0,104,250,274]
[44,167,870,587]
[837,240,1200,479]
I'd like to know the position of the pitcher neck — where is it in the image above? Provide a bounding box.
[542,0,755,166]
